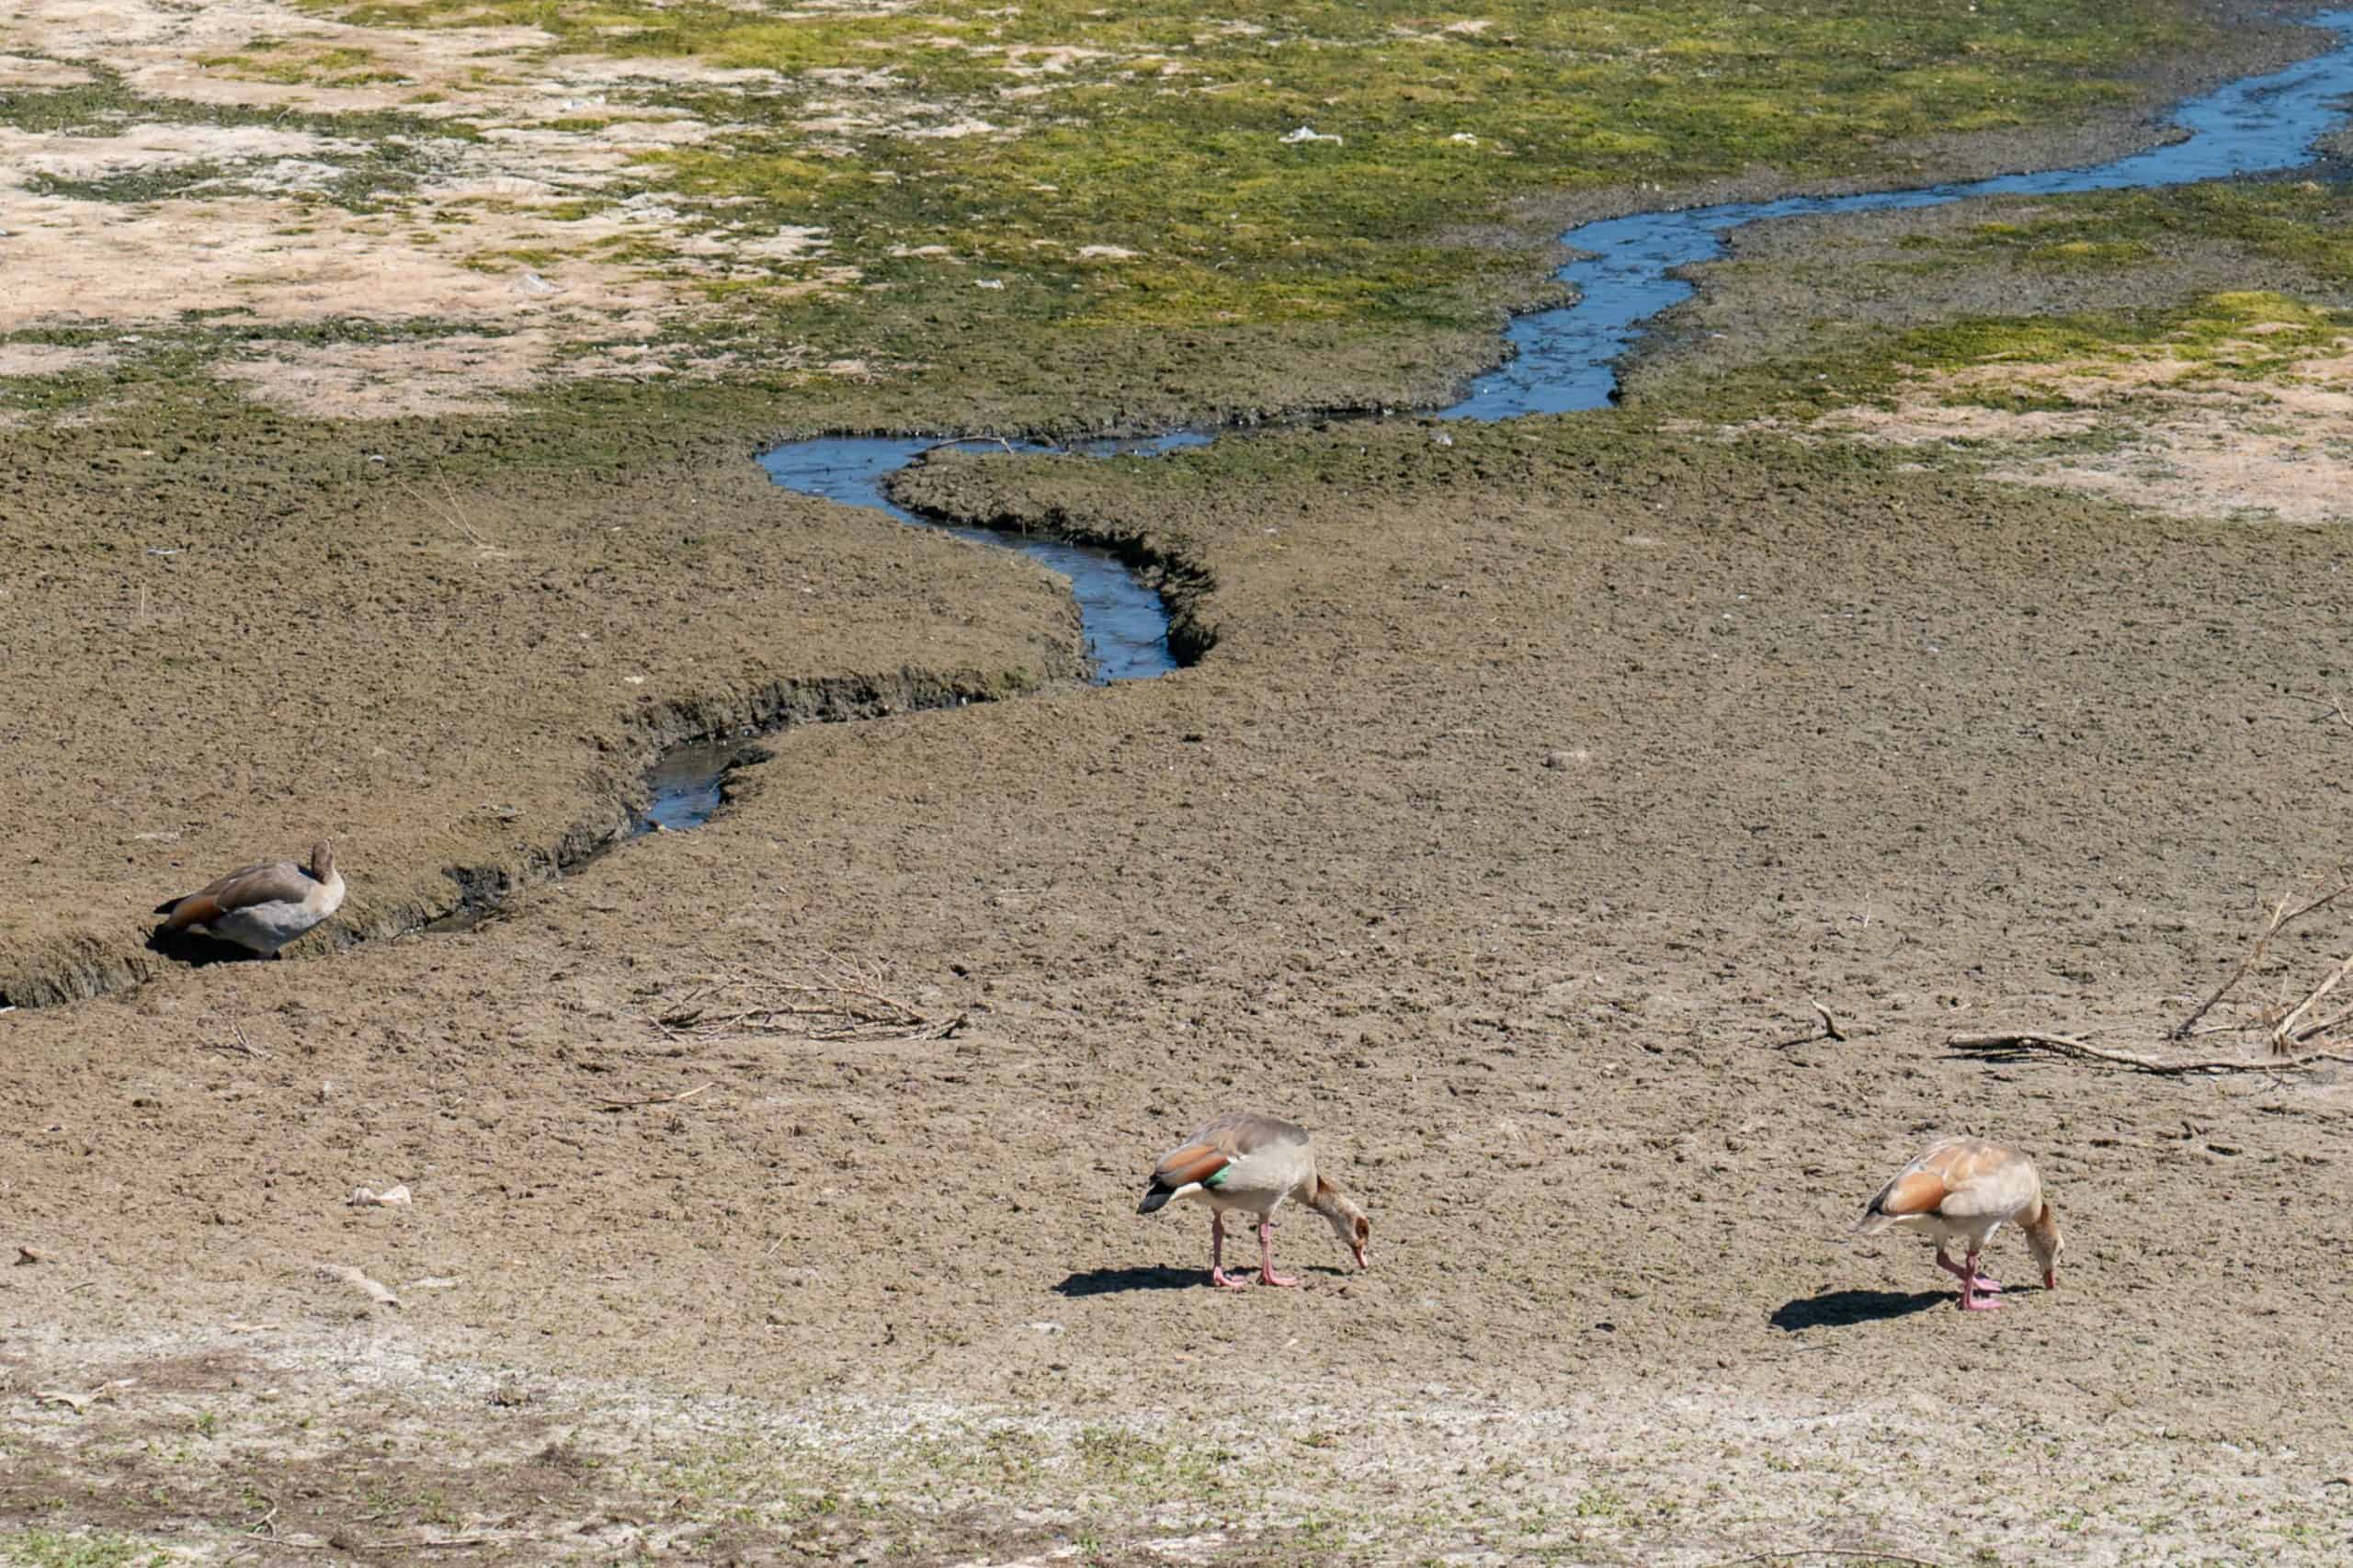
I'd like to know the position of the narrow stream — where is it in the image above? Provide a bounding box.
[648,13,2353,829]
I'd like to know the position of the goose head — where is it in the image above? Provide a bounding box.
[1311,1178,1370,1270]
[2024,1200,2063,1291]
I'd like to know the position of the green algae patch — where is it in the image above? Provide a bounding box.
[252,0,2221,409]
[1902,182,2353,283]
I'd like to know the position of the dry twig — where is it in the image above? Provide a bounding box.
[2174,873,2353,1040]
[2273,950,2353,1055]
[1950,1030,2353,1075]
[1712,1544,1948,1553]
[313,1263,402,1309]
[1768,999,1847,1051]
[595,1083,712,1113]
[652,967,964,1045]
[202,1021,267,1061]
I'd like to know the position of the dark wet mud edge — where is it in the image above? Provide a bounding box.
[13,5,2348,1010]
[0,665,1079,1011]
[885,474,1223,669]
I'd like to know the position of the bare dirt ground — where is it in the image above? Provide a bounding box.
[1819,330,2353,524]
[7,420,2353,1563]
[0,452,1082,1006]
[9,3,2353,1563]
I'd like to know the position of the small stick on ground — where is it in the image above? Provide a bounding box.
[202,1021,267,1061]
[313,1263,402,1309]
[596,1083,713,1112]
[651,967,965,1044]
[2272,950,2353,1056]
[397,477,486,549]
[1769,999,1847,1050]
[1707,1551,1948,1568]
[1950,1030,2353,1075]
[2174,874,2353,1040]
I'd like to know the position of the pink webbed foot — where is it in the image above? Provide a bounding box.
[1956,1253,2002,1310]
[1209,1267,1251,1291]
[1259,1268,1302,1289]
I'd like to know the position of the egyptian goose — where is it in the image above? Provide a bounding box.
[153,840,345,956]
[1137,1111,1370,1289]
[1855,1136,2063,1312]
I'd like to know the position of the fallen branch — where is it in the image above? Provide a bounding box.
[2174,873,2353,1039]
[595,1083,712,1112]
[1949,1030,2353,1075]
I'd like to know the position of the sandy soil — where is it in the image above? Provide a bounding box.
[1821,333,2353,524]
[0,452,1083,1006]
[8,4,2353,1562]
[6,418,2353,1562]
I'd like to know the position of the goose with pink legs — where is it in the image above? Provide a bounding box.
[1856,1137,2064,1312]
[1137,1112,1370,1290]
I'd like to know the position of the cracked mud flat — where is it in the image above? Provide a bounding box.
[0,450,1084,1005]
[7,423,2353,1563]
[9,4,2353,1564]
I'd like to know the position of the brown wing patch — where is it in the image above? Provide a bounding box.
[1153,1144,1230,1190]
[1876,1169,1951,1217]
[162,893,226,931]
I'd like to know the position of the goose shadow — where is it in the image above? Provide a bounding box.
[1052,1266,1206,1297]
[1771,1288,1948,1331]
[145,926,269,968]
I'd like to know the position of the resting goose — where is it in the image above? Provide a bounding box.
[1856,1136,2063,1312]
[1137,1111,1370,1289]
[153,840,345,956]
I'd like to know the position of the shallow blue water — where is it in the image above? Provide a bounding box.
[757,431,1208,685]
[1449,11,2353,421]
[763,14,2353,677]
[669,14,2353,826]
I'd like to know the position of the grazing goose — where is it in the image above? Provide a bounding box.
[1856,1137,2063,1312]
[153,840,345,956]
[1137,1111,1370,1290]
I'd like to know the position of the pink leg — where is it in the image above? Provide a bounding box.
[1208,1213,1248,1290]
[1957,1247,2002,1312]
[1936,1248,2002,1293]
[1257,1219,1301,1288]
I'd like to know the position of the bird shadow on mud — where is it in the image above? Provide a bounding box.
[1770,1288,1948,1331]
[1054,1266,1206,1297]
[144,927,267,968]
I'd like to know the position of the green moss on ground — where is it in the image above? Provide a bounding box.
[1633,179,2353,426]
[256,0,2213,407]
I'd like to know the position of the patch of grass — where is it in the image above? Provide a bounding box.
[196,43,409,86]
[1899,181,2353,284]
[273,0,2217,400]
[0,1532,170,1568]
[26,163,240,204]
[1656,283,2351,428]
[0,65,480,144]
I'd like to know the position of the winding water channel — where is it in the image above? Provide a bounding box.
[649,14,2353,828]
